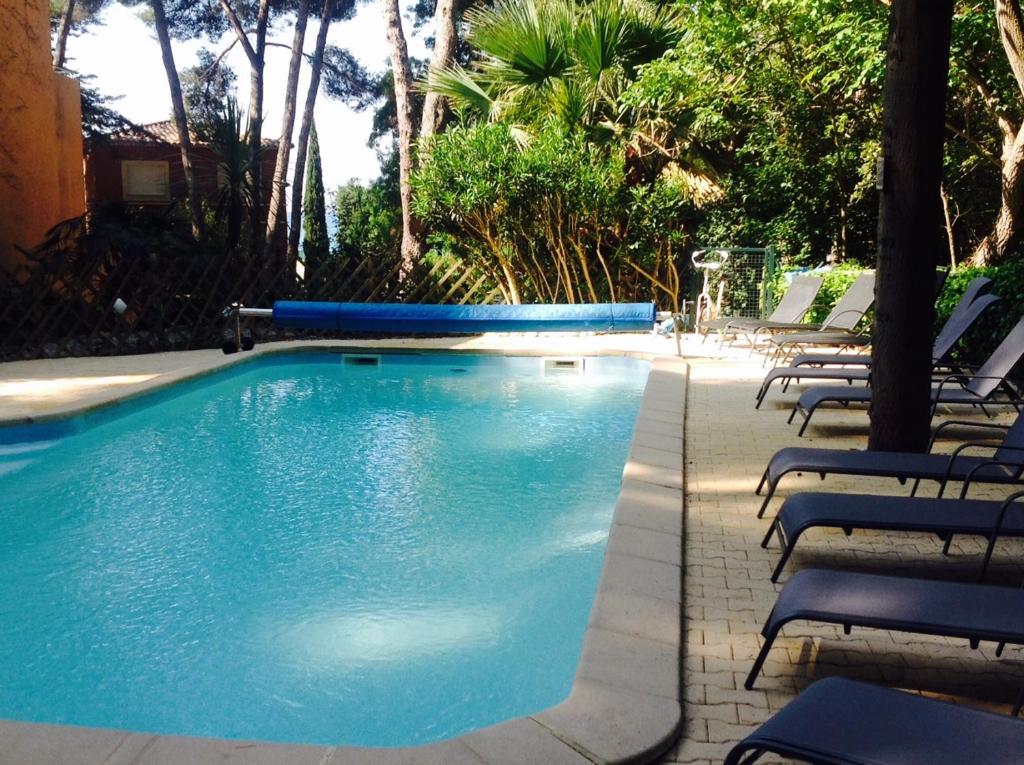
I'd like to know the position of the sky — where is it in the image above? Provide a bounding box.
[67,3,432,190]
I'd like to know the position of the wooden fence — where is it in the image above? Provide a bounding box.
[0,237,500,361]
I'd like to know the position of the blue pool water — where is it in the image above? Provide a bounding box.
[0,352,648,747]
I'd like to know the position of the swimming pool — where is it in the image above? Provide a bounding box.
[0,352,649,747]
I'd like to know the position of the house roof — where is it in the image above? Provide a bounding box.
[107,120,279,147]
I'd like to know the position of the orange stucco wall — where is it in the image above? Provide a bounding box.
[0,0,86,278]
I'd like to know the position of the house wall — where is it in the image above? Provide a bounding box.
[0,0,85,277]
[86,143,279,214]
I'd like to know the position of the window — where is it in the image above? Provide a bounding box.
[121,161,170,203]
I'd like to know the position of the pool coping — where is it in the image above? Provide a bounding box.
[0,342,686,765]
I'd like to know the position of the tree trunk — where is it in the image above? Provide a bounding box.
[264,0,311,260]
[940,182,957,267]
[970,126,1024,265]
[151,0,205,240]
[969,0,1024,265]
[287,0,334,268]
[869,0,954,453]
[53,0,77,69]
[420,0,458,139]
[220,0,271,254]
[383,0,422,272]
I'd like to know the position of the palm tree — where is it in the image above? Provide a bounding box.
[208,99,255,250]
[426,0,684,138]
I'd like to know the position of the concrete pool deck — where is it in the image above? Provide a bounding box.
[3,335,1023,764]
[0,334,688,765]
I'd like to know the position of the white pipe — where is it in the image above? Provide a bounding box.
[238,308,274,318]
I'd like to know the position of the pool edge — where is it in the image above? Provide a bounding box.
[0,347,687,765]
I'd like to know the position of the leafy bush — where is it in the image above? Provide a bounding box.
[412,121,693,307]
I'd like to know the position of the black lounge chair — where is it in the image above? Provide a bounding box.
[789,315,1024,436]
[785,276,994,373]
[744,568,1024,689]
[700,274,823,345]
[755,415,1024,518]
[755,289,999,409]
[760,272,877,363]
[761,490,1024,583]
[725,677,1024,765]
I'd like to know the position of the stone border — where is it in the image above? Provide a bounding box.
[0,345,687,765]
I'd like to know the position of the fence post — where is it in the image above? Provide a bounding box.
[761,246,778,319]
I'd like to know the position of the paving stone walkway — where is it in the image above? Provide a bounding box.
[663,356,1024,764]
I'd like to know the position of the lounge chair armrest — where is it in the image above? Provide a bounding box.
[948,441,1024,461]
[934,373,1015,401]
[819,309,867,331]
[943,442,1024,489]
[959,453,1024,500]
[991,490,1024,547]
[928,419,1013,452]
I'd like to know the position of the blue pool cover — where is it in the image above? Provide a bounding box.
[271,302,656,333]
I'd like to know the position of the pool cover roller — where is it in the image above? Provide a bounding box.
[268,302,656,334]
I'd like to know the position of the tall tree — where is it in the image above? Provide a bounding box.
[869,0,955,452]
[288,0,338,267]
[52,0,109,68]
[382,0,422,270]
[150,0,206,239]
[419,0,458,138]
[53,0,79,68]
[264,0,311,258]
[302,122,330,270]
[218,0,273,252]
[969,0,1024,265]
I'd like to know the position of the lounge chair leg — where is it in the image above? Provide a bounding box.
[980,402,992,418]
[757,484,777,519]
[755,384,769,409]
[755,469,769,496]
[744,630,779,690]
[797,410,811,437]
[760,520,779,549]
[979,534,999,583]
[942,534,954,555]
[843,624,851,635]
[970,638,980,650]
[910,478,921,497]
[1013,688,1024,717]
[787,406,798,425]
[997,642,1006,657]
[770,546,794,584]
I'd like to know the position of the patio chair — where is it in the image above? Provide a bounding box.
[744,568,1024,689]
[725,677,1024,765]
[788,314,1024,436]
[761,490,1024,583]
[699,274,823,345]
[784,276,994,372]
[754,413,1024,518]
[754,290,1000,408]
